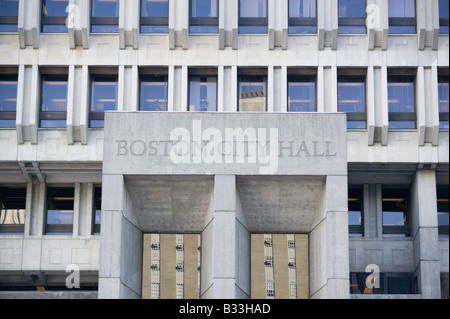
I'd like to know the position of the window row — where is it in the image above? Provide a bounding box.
[348,185,449,238]
[0,186,102,236]
[0,67,448,130]
[0,0,449,35]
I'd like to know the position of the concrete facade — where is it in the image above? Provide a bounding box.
[0,0,448,299]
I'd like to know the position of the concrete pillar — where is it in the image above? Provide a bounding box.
[201,175,250,299]
[18,0,40,49]
[98,175,143,299]
[68,0,90,49]
[310,175,349,299]
[411,170,441,299]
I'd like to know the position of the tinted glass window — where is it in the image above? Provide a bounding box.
[239,0,268,34]
[0,187,26,235]
[338,77,366,129]
[440,0,449,33]
[239,76,267,112]
[288,77,316,112]
[438,75,449,129]
[46,188,74,235]
[0,75,17,128]
[42,0,69,33]
[90,76,118,128]
[141,0,169,33]
[0,0,19,32]
[288,0,317,33]
[189,76,217,112]
[91,0,119,33]
[40,76,68,128]
[140,75,168,111]
[338,0,366,34]
[388,0,416,34]
[388,76,416,129]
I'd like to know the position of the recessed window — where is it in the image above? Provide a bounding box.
[91,0,119,33]
[0,0,19,32]
[93,187,102,235]
[0,187,26,235]
[288,75,316,112]
[140,0,169,33]
[382,188,411,237]
[0,74,17,128]
[46,187,74,235]
[41,0,69,33]
[350,272,417,294]
[338,75,366,129]
[188,73,217,112]
[388,0,416,34]
[348,187,364,237]
[40,75,68,128]
[438,73,449,130]
[437,188,449,237]
[238,74,267,112]
[90,75,118,128]
[388,74,416,129]
[439,0,449,34]
[140,74,168,111]
[189,0,218,34]
[288,0,317,34]
[239,0,268,34]
[338,0,367,34]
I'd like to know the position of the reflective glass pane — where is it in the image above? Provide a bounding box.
[288,80,316,112]
[189,76,217,112]
[91,25,119,33]
[383,211,406,226]
[239,77,266,112]
[92,0,119,17]
[348,211,362,226]
[0,187,26,234]
[439,78,449,129]
[388,79,416,129]
[141,25,169,33]
[339,25,367,34]
[388,0,415,18]
[41,78,68,112]
[46,188,74,235]
[389,25,416,34]
[388,81,415,111]
[0,78,17,112]
[191,0,218,18]
[0,0,19,16]
[91,78,118,112]
[288,26,317,34]
[339,0,366,18]
[141,0,168,17]
[240,0,267,18]
[289,0,316,18]
[238,26,268,34]
[338,81,365,112]
[43,0,69,17]
[140,77,168,111]
[190,25,218,33]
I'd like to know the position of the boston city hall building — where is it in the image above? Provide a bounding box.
[0,0,448,300]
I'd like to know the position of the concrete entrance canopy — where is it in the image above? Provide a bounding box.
[99,112,349,299]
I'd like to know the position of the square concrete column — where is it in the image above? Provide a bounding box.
[98,175,143,299]
[201,175,250,299]
[411,170,441,299]
[310,175,349,299]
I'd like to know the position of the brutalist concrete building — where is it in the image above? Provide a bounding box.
[0,0,448,300]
